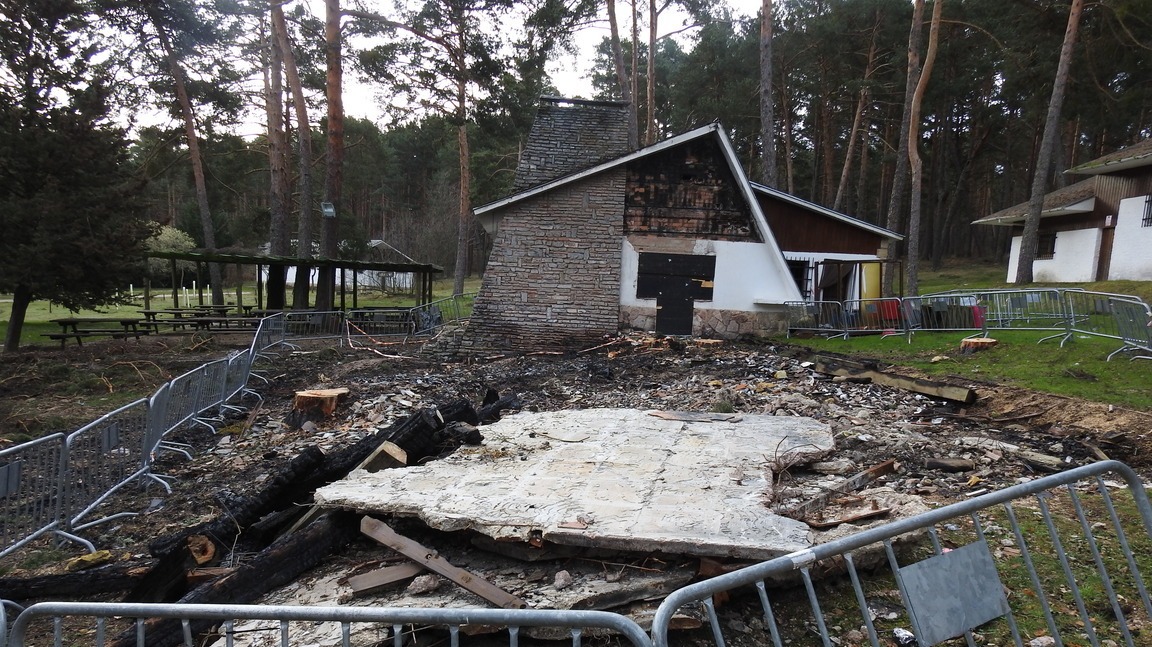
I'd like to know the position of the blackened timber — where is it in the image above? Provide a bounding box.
[109,512,359,647]
[0,561,152,601]
[148,445,326,557]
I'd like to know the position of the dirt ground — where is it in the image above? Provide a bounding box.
[3,332,1152,626]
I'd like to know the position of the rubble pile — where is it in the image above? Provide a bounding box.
[5,334,1148,646]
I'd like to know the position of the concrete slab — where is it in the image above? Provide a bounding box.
[316,408,834,560]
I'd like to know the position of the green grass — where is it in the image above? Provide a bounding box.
[777,329,1152,411]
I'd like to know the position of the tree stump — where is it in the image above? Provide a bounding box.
[960,337,998,353]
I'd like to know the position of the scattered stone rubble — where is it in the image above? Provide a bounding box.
[11,334,1148,646]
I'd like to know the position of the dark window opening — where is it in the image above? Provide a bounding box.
[787,260,811,299]
[1037,233,1057,260]
[1142,196,1152,227]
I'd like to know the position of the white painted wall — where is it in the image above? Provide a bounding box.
[619,238,803,310]
[1006,228,1101,283]
[1107,195,1152,280]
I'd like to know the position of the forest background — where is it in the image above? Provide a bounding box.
[1,0,1151,349]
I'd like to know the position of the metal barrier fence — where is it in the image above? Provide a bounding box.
[64,398,154,532]
[651,459,1152,647]
[1109,297,1152,361]
[1,299,478,560]
[8,461,1151,647]
[0,435,70,559]
[6,603,652,647]
[787,288,1152,359]
[784,301,847,339]
[841,298,904,339]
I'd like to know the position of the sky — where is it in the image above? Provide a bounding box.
[341,0,765,123]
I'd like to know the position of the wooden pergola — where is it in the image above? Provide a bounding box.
[145,251,444,310]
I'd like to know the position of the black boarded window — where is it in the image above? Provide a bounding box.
[1037,233,1057,260]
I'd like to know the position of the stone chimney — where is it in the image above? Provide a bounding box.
[512,96,632,193]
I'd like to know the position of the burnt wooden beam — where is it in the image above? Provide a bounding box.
[809,357,977,404]
[0,561,152,602]
[110,512,359,647]
[361,516,527,609]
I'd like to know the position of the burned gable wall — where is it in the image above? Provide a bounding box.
[460,170,626,353]
[619,136,795,338]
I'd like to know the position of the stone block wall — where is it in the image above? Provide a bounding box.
[513,100,632,192]
[619,305,788,339]
[461,169,626,352]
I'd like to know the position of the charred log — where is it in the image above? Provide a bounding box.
[110,512,359,647]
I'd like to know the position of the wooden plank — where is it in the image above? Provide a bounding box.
[360,441,407,473]
[810,357,977,404]
[360,516,527,609]
[348,562,426,597]
[777,459,897,520]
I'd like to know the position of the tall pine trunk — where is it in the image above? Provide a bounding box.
[607,0,637,149]
[265,7,289,310]
[317,0,343,311]
[151,15,224,306]
[882,0,925,297]
[645,0,657,145]
[758,0,776,187]
[906,0,942,297]
[452,22,471,296]
[1015,0,1084,284]
[833,32,878,212]
[272,4,316,309]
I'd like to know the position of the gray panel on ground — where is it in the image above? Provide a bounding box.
[316,408,835,560]
[901,540,1010,645]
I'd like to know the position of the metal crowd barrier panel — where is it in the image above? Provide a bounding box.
[64,398,162,532]
[282,310,347,345]
[1108,297,1152,361]
[652,460,1152,647]
[190,357,230,429]
[7,602,652,647]
[965,288,1064,337]
[840,298,905,339]
[159,365,204,436]
[901,293,986,336]
[222,349,257,406]
[784,301,847,339]
[0,434,78,559]
[252,312,288,356]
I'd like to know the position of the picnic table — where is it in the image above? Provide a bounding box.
[347,307,415,336]
[184,316,262,331]
[45,317,151,347]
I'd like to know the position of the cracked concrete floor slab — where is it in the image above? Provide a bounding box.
[316,408,834,560]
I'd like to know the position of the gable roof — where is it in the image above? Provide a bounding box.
[749,182,904,241]
[1067,138,1152,175]
[972,177,1097,226]
[476,124,722,231]
[474,123,802,301]
[476,123,781,243]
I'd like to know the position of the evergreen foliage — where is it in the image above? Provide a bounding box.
[0,0,153,351]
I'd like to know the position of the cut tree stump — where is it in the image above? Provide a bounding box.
[293,387,350,416]
[286,388,350,428]
[960,337,999,353]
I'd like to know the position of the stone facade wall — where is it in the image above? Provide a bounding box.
[620,305,788,339]
[461,170,626,352]
[513,100,632,192]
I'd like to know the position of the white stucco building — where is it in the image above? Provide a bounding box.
[974,139,1152,283]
